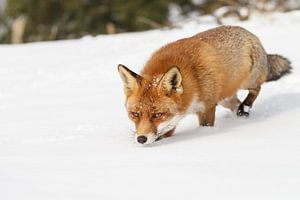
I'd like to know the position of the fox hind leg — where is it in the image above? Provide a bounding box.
[219,95,241,112]
[237,86,261,117]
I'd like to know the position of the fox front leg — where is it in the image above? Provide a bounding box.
[197,105,216,127]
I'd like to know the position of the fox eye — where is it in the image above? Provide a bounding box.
[152,112,164,119]
[130,112,139,118]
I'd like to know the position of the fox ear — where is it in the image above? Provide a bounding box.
[118,64,141,96]
[159,66,183,95]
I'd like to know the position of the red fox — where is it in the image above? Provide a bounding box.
[118,25,291,145]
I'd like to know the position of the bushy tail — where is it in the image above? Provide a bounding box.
[266,54,292,82]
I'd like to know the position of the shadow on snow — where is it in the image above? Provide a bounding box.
[154,92,300,146]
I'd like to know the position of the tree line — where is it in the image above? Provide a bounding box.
[0,0,298,43]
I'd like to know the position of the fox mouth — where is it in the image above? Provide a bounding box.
[135,126,175,145]
[155,115,183,141]
[140,133,166,144]
[155,135,164,142]
[154,124,176,142]
[135,117,181,145]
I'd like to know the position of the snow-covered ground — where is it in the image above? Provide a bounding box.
[1,11,300,200]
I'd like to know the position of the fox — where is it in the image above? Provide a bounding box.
[118,25,291,145]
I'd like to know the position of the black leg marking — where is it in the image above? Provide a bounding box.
[237,103,250,117]
[237,87,261,117]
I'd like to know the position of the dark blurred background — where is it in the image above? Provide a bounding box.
[0,0,299,44]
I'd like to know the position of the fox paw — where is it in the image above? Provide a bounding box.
[200,122,214,127]
[237,104,250,117]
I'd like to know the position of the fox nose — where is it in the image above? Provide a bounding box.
[137,136,147,144]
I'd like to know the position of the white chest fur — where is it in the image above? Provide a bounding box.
[187,98,205,114]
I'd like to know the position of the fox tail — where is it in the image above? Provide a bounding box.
[266,54,292,82]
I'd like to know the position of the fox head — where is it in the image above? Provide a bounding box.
[118,64,184,145]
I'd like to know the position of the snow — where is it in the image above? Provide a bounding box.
[1,11,300,200]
